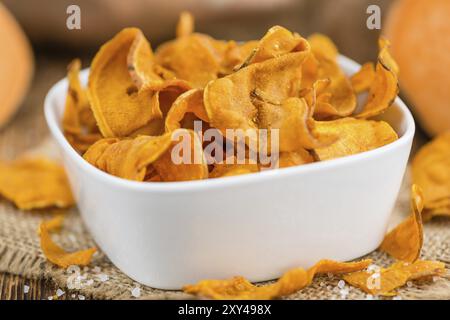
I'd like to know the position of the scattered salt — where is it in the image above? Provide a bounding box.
[131,287,141,298]
[78,295,86,300]
[23,285,30,294]
[93,266,101,273]
[337,280,345,289]
[365,294,374,300]
[71,294,76,298]
[393,296,402,300]
[97,274,109,282]
[85,279,94,286]
[56,289,65,297]
[66,265,81,275]
[48,296,53,300]
[319,281,325,287]
[406,281,413,288]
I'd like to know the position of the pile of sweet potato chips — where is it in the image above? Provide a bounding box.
[0,12,448,299]
[60,12,400,182]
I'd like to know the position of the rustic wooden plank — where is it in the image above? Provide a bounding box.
[0,272,82,300]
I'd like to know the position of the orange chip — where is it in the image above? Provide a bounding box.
[62,60,100,153]
[412,132,450,208]
[0,158,74,210]
[355,38,399,119]
[313,118,398,161]
[277,149,314,168]
[307,34,356,119]
[88,28,165,137]
[155,33,223,88]
[204,49,331,152]
[153,130,209,182]
[176,11,194,38]
[84,134,173,181]
[39,213,65,234]
[165,89,209,132]
[379,185,424,262]
[39,220,96,269]
[184,259,371,300]
[240,26,309,66]
[344,260,446,296]
[351,62,376,93]
[209,157,259,178]
[84,129,208,182]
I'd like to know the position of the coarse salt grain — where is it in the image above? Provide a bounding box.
[319,281,325,287]
[337,280,345,289]
[48,296,53,300]
[97,274,109,282]
[393,296,402,300]
[56,289,65,297]
[23,285,30,294]
[365,294,374,300]
[131,287,141,298]
[406,281,413,288]
[78,295,85,300]
[93,266,101,273]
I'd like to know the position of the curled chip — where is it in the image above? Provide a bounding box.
[165,89,209,132]
[62,59,100,153]
[184,259,371,300]
[313,118,398,161]
[204,49,335,152]
[277,149,314,168]
[39,213,65,234]
[155,34,222,88]
[307,34,356,119]
[176,11,194,38]
[351,62,375,94]
[0,158,74,210]
[240,26,309,66]
[412,132,450,212]
[39,219,96,268]
[379,185,424,262]
[84,129,208,182]
[344,260,446,296]
[88,28,170,138]
[355,38,399,119]
[209,157,259,178]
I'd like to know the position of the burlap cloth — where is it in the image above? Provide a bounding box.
[0,58,449,300]
[0,138,448,300]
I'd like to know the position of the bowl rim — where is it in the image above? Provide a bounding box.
[44,55,415,193]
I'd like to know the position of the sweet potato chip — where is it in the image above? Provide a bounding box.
[176,11,194,38]
[313,118,398,161]
[88,28,164,137]
[165,89,209,132]
[351,62,375,94]
[209,157,259,178]
[344,260,446,296]
[84,130,208,182]
[84,134,173,181]
[155,33,223,88]
[204,50,335,152]
[153,130,209,181]
[277,149,314,168]
[39,213,65,234]
[412,132,450,208]
[39,221,96,268]
[307,34,356,119]
[355,38,399,119]
[0,158,74,210]
[240,26,309,66]
[62,60,100,153]
[379,185,424,262]
[184,259,371,300]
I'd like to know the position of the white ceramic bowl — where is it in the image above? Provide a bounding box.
[44,56,415,290]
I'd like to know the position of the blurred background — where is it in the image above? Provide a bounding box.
[1,0,449,157]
